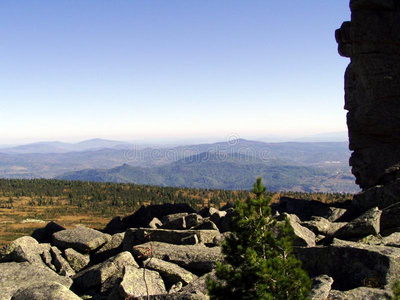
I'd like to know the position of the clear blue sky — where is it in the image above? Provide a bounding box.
[0,1,351,144]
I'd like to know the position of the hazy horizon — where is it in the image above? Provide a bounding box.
[0,131,349,148]
[1,1,350,143]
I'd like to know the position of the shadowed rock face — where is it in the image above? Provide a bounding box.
[336,0,400,209]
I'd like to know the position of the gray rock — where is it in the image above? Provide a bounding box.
[380,203,400,232]
[148,217,163,229]
[185,214,203,229]
[276,212,301,223]
[162,213,188,224]
[295,241,400,291]
[181,271,216,296]
[92,232,125,263]
[301,217,330,234]
[302,217,346,236]
[195,230,220,245]
[382,227,400,237]
[123,228,220,249]
[169,282,183,294]
[180,234,199,245]
[382,232,400,248]
[198,207,218,218]
[73,251,139,290]
[64,248,90,272]
[283,213,316,247]
[0,236,43,264]
[310,275,333,300]
[315,234,326,243]
[136,294,206,300]
[117,266,166,299]
[355,234,383,246]
[328,287,392,300]
[273,197,348,221]
[0,262,72,300]
[52,226,109,253]
[121,203,195,229]
[41,246,56,271]
[353,181,400,212]
[192,219,219,231]
[11,282,81,300]
[324,207,347,222]
[111,293,206,300]
[334,207,381,239]
[161,216,187,230]
[210,210,227,227]
[212,232,231,246]
[50,246,75,277]
[144,257,197,285]
[132,242,223,273]
[31,221,65,244]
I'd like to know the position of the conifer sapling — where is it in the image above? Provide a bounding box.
[207,177,311,299]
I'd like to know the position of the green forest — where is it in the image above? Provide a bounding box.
[0,178,353,245]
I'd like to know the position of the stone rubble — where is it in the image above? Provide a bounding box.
[0,198,398,299]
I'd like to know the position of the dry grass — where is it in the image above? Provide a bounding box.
[0,196,133,246]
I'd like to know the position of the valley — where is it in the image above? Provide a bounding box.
[0,139,359,193]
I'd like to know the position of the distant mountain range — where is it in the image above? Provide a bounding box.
[256,131,349,143]
[0,138,359,193]
[0,138,131,154]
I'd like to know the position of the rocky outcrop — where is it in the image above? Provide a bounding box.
[336,0,400,210]
[1,201,399,299]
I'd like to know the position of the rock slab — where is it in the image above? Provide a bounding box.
[0,262,72,300]
[52,226,109,252]
[144,257,197,285]
[73,251,138,290]
[132,242,223,273]
[10,282,81,300]
[117,266,166,299]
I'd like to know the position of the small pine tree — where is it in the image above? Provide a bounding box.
[207,177,311,299]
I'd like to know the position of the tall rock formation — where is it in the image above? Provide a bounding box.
[336,0,400,210]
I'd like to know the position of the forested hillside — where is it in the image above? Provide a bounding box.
[0,178,353,246]
[58,152,357,193]
[0,140,358,193]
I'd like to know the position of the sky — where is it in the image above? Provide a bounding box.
[0,1,351,144]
